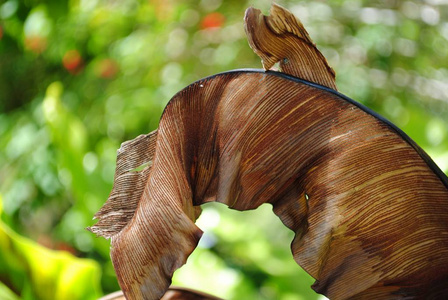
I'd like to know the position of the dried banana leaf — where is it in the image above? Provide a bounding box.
[245,4,336,90]
[89,4,448,300]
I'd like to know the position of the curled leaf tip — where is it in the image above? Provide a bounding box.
[244,3,337,90]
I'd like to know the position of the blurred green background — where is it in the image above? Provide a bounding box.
[0,0,447,299]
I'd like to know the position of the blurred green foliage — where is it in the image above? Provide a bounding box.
[0,195,101,300]
[0,0,447,299]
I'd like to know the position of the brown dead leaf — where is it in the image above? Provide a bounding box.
[89,4,448,300]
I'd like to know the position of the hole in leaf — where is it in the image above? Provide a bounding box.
[129,161,152,172]
[174,202,316,297]
[272,61,281,71]
[304,193,310,209]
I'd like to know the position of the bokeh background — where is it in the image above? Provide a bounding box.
[1,0,447,299]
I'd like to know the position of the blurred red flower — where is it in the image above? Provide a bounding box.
[96,58,119,79]
[63,50,83,74]
[200,12,225,29]
[25,35,47,53]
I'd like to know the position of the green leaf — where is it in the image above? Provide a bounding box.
[0,195,102,300]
